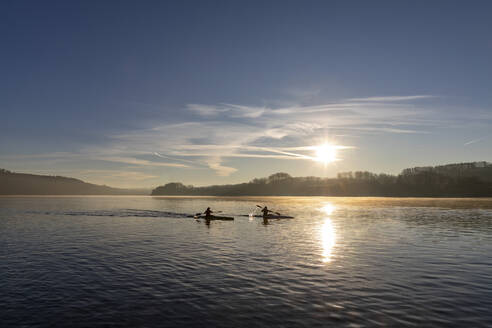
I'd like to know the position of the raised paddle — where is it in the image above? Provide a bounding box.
[196,210,222,215]
[256,205,281,216]
[194,210,223,218]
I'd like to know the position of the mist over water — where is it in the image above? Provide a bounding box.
[1,196,492,327]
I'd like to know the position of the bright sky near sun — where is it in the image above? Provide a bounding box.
[1,1,492,188]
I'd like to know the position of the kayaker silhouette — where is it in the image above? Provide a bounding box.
[261,206,270,218]
[204,207,213,219]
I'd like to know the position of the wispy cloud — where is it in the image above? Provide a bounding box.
[187,103,265,118]
[347,95,436,102]
[131,95,440,175]
[464,137,487,146]
[2,94,443,178]
[101,156,188,168]
[153,152,201,165]
[205,157,238,176]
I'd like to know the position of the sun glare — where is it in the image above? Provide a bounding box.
[314,144,337,164]
[320,203,336,263]
[321,203,335,216]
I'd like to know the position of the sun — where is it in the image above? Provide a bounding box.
[314,144,337,164]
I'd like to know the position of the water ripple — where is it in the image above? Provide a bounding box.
[1,196,492,327]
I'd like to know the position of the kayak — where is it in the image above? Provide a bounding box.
[195,215,234,221]
[243,214,294,219]
[263,215,294,219]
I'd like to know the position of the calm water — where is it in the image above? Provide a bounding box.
[1,196,492,327]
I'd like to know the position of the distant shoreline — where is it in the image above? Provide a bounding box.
[2,161,492,197]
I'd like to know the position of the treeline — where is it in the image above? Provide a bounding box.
[152,162,492,197]
[400,161,492,181]
[0,169,148,195]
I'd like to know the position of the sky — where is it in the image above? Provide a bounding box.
[1,0,492,188]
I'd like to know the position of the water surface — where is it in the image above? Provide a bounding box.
[1,196,492,327]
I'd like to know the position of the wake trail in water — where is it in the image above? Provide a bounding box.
[30,209,194,218]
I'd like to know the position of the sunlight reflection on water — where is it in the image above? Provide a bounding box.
[321,203,336,263]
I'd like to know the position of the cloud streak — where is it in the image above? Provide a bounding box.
[205,157,238,176]
[464,137,487,146]
[1,94,443,178]
[107,95,437,175]
[346,95,436,102]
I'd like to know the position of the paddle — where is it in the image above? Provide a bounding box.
[256,205,281,216]
[194,210,223,218]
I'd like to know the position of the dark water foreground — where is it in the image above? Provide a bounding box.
[1,196,492,327]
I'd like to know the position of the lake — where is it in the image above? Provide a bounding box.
[1,196,492,327]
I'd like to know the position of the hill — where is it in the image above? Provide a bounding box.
[152,162,492,197]
[0,169,149,195]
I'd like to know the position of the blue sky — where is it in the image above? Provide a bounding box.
[1,1,491,188]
